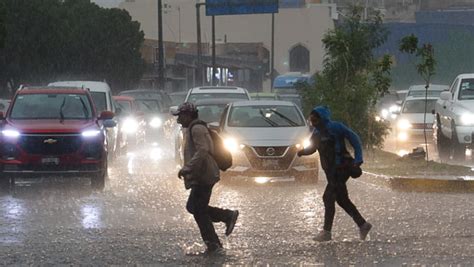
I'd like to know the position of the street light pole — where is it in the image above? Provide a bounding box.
[196,3,204,86]
[212,15,216,86]
[157,0,165,90]
[270,12,275,91]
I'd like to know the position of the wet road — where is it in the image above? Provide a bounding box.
[1,143,474,265]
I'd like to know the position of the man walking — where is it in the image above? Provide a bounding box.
[173,102,239,254]
[297,106,372,242]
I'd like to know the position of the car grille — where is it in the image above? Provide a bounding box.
[242,146,295,171]
[252,146,288,157]
[18,134,82,155]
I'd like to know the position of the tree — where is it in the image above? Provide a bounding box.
[399,34,436,161]
[0,0,145,96]
[301,5,392,148]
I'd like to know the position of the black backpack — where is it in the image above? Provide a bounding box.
[189,121,233,171]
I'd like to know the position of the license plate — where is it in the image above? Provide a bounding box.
[41,157,59,165]
[262,159,279,168]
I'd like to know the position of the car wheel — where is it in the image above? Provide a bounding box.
[451,122,466,161]
[91,163,107,191]
[435,121,450,161]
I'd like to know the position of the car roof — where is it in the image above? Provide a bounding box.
[120,89,165,94]
[18,86,88,95]
[231,100,296,107]
[189,86,248,94]
[194,98,238,105]
[456,73,474,79]
[169,91,188,96]
[48,81,111,92]
[404,96,439,101]
[113,95,135,101]
[250,92,276,96]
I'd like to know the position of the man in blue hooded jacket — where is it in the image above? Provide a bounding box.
[297,106,372,242]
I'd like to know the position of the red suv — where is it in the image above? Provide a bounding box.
[0,86,115,190]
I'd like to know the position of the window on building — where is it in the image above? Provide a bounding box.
[289,44,310,73]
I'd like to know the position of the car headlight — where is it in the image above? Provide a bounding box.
[224,137,239,153]
[397,119,412,130]
[2,129,20,138]
[296,139,311,149]
[149,117,162,128]
[460,113,474,125]
[82,130,101,137]
[122,117,138,133]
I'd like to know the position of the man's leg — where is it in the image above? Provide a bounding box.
[186,185,222,249]
[334,181,366,227]
[322,184,337,232]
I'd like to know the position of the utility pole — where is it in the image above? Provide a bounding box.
[157,0,165,90]
[196,3,205,86]
[270,12,275,91]
[212,15,216,86]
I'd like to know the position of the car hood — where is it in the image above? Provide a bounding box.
[456,100,474,114]
[399,113,435,124]
[5,119,98,134]
[224,126,311,146]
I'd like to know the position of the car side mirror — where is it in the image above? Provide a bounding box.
[99,111,115,120]
[440,91,451,101]
[208,122,220,131]
[103,119,117,128]
[169,106,178,115]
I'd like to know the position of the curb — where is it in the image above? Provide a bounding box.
[361,171,474,193]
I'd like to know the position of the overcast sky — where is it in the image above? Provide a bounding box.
[91,0,124,8]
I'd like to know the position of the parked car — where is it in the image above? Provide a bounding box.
[250,92,279,100]
[119,89,172,111]
[214,100,318,182]
[394,95,437,149]
[434,73,474,161]
[48,81,122,161]
[0,86,115,190]
[113,96,146,150]
[173,98,236,165]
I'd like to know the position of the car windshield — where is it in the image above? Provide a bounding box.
[90,92,107,113]
[228,105,305,127]
[188,93,249,102]
[136,99,162,113]
[10,93,93,120]
[459,79,474,100]
[169,93,186,106]
[196,104,227,123]
[402,99,437,113]
[116,100,132,114]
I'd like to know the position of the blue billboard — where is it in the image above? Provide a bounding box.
[206,0,279,16]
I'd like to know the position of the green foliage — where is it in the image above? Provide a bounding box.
[301,5,392,148]
[0,0,145,95]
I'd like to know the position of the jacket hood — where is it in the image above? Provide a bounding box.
[312,106,331,127]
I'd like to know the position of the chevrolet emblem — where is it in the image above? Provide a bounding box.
[43,138,58,144]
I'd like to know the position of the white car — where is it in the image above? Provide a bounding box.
[184,86,251,103]
[48,81,122,161]
[434,73,474,161]
[395,96,437,145]
[407,84,448,98]
[215,100,318,183]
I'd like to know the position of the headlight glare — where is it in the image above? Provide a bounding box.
[460,113,474,125]
[82,130,101,137]
[2,130,20,138]
[123,118,138,133]
[224,138,238,153]
[149,117,162,128]
[397,119,412,130]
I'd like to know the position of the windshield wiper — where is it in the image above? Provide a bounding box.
[271,110,299,126]
[78,97,90,118]
[59,97,66,123]
[259,109,278,127]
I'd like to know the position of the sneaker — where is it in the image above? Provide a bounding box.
[359,222,372,240]
[225,210,239,236]
[313,230,332,242]
[205,244,225,256]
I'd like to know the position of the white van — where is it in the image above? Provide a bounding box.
[48,81,121,160]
